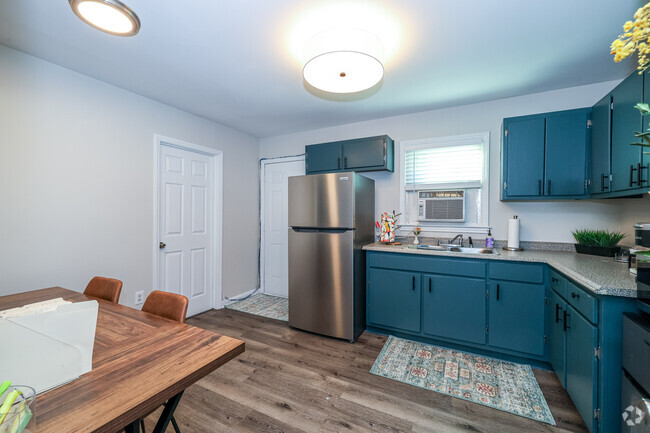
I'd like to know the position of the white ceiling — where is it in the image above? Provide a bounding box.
[0,1,641,138]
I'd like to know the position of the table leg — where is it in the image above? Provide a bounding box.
[125,419,141,433]
[152,391,184,433]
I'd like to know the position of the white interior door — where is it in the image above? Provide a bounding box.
[262,159,304,297]
[159,144,214,316]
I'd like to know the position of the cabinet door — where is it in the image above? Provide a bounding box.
[367,268,420,333]
[545,109,589,196]
[422,274,486,344]
[565,305,598,433]
[488,281,545,356]
[611,72,643,192]
[590,95,612,194]
[342,136,386,171]
[305,142,342,174]
[547,290,566,387]
[503,117,546,197]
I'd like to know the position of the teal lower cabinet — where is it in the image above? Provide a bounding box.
[487,280,545,356]
[565,304,599,433]
[367,267,421,333]
[547,289,567,386]
[422,274,486,344]
[366,250,637,433]
[546,271,637,433]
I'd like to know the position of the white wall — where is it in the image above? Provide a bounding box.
[260,81,650,245]
[0,45,260,306]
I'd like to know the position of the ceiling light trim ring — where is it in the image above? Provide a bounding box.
[303,51,384,94]
[69,0,141,36]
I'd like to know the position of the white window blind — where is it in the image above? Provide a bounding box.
[405,142,484,189]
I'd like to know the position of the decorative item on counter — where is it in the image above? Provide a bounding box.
[377,211,400,244]
[412,226,421,245]
[485,229,494,248]
[503,215,523,251]
[572,229,626,257]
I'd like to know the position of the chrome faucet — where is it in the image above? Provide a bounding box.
[449,234,463,247]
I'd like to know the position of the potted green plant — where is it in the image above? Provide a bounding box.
[572,229,626,257]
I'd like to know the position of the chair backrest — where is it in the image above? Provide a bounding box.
[84,276,123,304]
[141,290,188,323]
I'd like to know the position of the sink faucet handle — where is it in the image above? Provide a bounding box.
[468,236,473,247]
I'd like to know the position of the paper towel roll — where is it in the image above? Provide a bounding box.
[507,216,520,249]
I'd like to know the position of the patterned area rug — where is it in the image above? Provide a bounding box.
[370,336,555,425]
[225,293,288,321]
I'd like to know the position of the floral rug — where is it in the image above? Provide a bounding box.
[225,293,288,321]
[370,336,555,425]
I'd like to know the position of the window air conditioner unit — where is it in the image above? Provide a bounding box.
[417,190,465,222]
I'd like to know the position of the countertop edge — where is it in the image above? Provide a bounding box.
[363,244,638,298]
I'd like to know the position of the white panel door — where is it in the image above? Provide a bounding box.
[263,159,304,297]
[159,144,214,316]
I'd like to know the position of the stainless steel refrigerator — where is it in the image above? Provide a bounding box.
[288,172,374,342]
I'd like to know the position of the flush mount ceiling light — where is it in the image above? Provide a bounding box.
[69,0,140,36]
[303,28,384,94]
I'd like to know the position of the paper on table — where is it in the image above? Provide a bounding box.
[0,298,71,320]
[0,301,98,394]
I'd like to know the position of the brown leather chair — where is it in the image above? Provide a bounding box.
[141,290,188,323]
[84,276,123,304]
[136,290,189,433]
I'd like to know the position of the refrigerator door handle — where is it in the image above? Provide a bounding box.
[291,227,352,233]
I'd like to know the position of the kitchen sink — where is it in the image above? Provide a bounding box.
[407,245,498,255]
[447,247,497,255]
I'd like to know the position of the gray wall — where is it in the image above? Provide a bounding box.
[0,45,260,306]
[260,82,650,245]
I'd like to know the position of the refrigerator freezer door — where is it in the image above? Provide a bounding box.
[288,172,354,229]
[288,228,354,340]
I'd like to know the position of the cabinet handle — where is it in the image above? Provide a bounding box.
[555,304,560,323]
[571,292,580,299]
[630,164,638,187]
[551,277,558,283]
[547,179,551,195]
[601,173,609,191]
[337,157,341,169]
[344,157,348,168]
[412,276,415,291]
[639,163,648,186]
[563,310,569,331]
[428,278,432,293]
[538,179,542,195]
[644,339,650,347]
[496,284,500,301]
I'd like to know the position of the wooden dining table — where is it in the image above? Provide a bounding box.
[0,287,245,433]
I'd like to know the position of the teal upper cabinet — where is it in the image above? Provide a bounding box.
[305,135,394,174]
[502,108,590,200]
[590,94,612,194]
[502,117,546,197]
[611,72,643,192]
[545,110,590,196]
[304,141,342,172]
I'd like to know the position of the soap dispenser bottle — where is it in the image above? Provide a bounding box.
[486,229,494,248]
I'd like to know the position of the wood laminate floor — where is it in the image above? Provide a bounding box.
[143,309,588,433]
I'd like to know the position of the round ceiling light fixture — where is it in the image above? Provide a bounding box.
[303,28,384,94]
[69,0,140,36]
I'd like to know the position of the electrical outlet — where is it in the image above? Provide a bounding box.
[135,291,144,305]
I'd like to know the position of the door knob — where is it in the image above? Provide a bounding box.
[159,242,166,249]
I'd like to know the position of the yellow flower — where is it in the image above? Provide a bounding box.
[625,21,634,31]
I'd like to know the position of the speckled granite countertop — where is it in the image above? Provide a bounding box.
[363,242,639,298]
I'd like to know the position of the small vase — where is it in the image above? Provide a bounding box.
[413,235,419,245]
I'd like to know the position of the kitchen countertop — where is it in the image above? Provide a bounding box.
[363,242,639,298]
